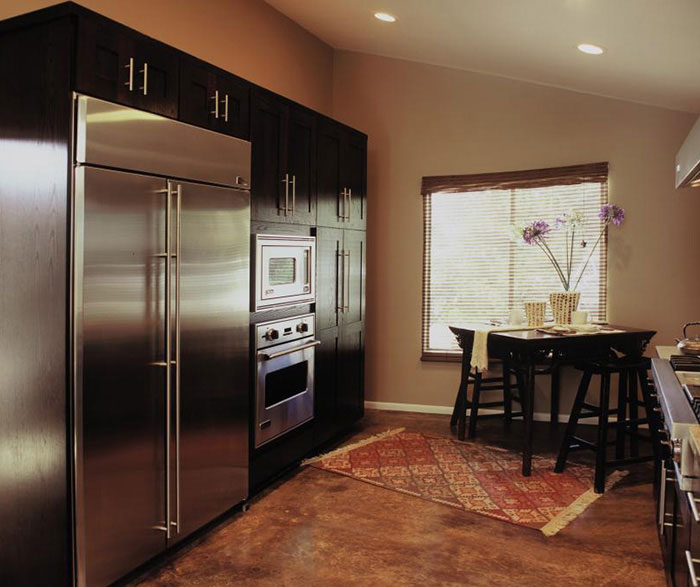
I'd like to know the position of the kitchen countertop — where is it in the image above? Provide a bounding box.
[656,345,700,458]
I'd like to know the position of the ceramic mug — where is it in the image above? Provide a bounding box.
[524,301,546,327]
[509,308,525,325]
[571,310,588,325]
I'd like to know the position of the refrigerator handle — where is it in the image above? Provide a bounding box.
[174,184,182,535]
[164,185,173,540]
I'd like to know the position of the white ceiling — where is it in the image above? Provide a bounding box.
[265,0,700,113]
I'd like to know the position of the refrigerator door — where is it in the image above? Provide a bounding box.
[167,180,250,542]
[75,166,168,586]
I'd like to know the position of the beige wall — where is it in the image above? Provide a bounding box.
[0,0,334,114]
[331,50,700,414]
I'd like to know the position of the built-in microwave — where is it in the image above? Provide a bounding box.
[254,234,316,310]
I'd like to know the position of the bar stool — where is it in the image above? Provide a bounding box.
[450,354,565,440]
[450,359,524,440]
[554,355,661,493]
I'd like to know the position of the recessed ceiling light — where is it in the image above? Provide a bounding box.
[374,12,396,23]
[577,43,604,55]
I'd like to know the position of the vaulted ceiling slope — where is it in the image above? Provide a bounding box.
[265,0,700,114]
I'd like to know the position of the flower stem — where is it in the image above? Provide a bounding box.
[573,221,608,291]
[537,239,569,290]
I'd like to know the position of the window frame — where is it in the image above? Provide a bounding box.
[420,162,609,362]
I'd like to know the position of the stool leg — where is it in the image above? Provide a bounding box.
[450,387,461,427]
[629,370,639,458]
[615,370,628,461]
[638,367,662,463]
[555,370,593,473]
[503,360,512,428]
[595,372,611,494]
[467,370,482,439]
[550,363,560,428]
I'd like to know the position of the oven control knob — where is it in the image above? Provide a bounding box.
[672,438,683,463]
[264,328,279,341]
[296,322,309,333]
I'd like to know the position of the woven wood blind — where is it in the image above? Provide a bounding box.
[422,162,609,361]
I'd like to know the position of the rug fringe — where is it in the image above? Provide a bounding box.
[301,428,405,465]
[540,469,629,537]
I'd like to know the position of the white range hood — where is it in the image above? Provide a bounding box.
[676,115,700,188]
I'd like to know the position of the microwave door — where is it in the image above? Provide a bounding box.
[261,245,309,300]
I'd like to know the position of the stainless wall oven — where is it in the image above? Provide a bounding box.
[255,314,319,447]
[254,234,315,310]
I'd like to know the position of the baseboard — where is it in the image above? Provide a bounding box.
[364,401,573,424]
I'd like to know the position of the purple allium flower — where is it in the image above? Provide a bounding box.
[599,204,625,226]
[522,220,551,245]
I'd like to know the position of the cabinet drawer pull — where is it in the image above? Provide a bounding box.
[139,62,148,96]
[211,90,220,119]
[688,491,700,523]
[124,57,134,91]
[687,550,700,587]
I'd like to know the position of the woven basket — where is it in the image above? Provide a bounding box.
[524,301,547,327]
[549,292,581,325]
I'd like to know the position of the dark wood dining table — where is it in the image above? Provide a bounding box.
[448,324,656,476]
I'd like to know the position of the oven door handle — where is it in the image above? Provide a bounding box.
[261,340,321,361]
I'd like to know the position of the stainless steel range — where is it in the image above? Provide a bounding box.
[652,357,700,491]
[255,314,319,447]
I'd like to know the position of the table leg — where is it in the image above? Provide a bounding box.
[454,348,470,441]
[522,359,536,477]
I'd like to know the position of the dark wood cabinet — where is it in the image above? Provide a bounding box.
[317,120,367,230]
[338,321,365,426]
[314,228,365,445]
[76,14,178,118]
[251,90,316,224]
[179,57,249,139]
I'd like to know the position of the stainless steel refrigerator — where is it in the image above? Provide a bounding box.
[72,95,250,586]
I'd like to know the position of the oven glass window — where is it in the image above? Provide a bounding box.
[265,361,308,407]
[269,257,296,286]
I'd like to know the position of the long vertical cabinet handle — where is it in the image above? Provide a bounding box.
[336,249,344,313]
[139,62,148,96]
[347,188,352,221]
[291,175,296,215]
[281,174,289,215]
[164,185,172,540]
[211,90,220,119]
[222,94,229,122]
[344,251,351,312]
[124,57,134,91]
[173,185,182,535]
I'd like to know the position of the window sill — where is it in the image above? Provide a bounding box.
[421,352,461,363]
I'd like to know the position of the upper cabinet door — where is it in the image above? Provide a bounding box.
[179,58,217,130]
[342,131,367,230]
[316,120,343,228]
[216,73,250,140]
[285,107,316,225]
[179,58,250,139]
[76,15,178,118]
[250,90,288,222]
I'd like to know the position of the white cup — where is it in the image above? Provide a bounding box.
[571,310,588,325]
[509,308,525,325]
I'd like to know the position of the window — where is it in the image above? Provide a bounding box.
[421,163,609,360]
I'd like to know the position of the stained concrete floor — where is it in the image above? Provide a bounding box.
[129,410,665,586]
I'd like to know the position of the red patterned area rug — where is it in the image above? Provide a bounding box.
[304,428,627,536]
